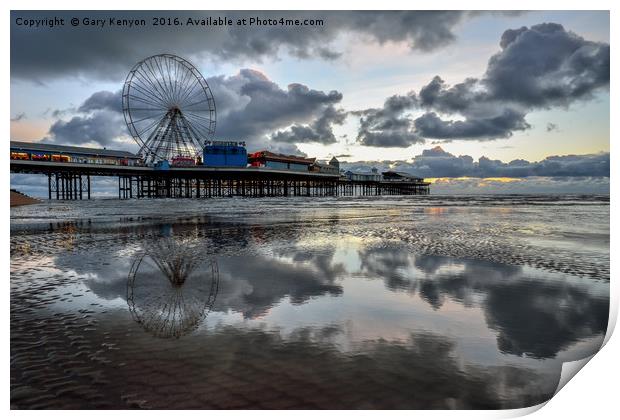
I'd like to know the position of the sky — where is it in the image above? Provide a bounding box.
[10,10,610,195]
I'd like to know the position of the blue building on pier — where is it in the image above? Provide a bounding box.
[203,141,248,167]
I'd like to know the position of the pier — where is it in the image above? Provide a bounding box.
[10,141,430,200]
[11,159,430,200]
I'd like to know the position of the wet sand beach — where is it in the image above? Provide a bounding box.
[10,195,609,409]
[10,190,41,207]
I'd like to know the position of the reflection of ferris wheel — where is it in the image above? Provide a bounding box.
[126,239,219,339]
[122,54,216,164]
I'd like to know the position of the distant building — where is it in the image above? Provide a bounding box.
[248,151,315,171]
[311,157,340,175]
[329,156,340,171]
[381,171,425,182]
[344,167,382,182]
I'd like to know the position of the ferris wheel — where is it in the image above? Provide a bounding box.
[122,54,216,164]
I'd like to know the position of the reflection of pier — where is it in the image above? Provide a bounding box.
[126,238,219,339]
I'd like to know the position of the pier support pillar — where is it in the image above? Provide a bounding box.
[47,172,90,200]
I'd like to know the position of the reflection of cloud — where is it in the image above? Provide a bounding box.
[484,280,608,359]
[411,257,608,358]
[357,248,608,359]
[215,250,344,319]
[78,238,346,322]
[359,247,417,293]
[63,224,607,360]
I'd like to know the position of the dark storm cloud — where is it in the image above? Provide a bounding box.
[78,90,122,113]
[406,146,476,178]
[210,69,343,143]
[46,110,128,148]
[355,92,422,147]
[41,69,343,152]
[11,11,483,82]
[355,23,609,146]
[270,105,347,144]
[342,10,467,51]
[486,22,610,107]
[357,129,422,148]
[418,76,480,113]
[42,89,129,149]
[192,68,346,151]
[342,146,610,178]
[413,109,530,140]
[418,22,609,111]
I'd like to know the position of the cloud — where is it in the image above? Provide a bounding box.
[11,112,26,122]
[546,122,559,132]
[206,69,344,149]
[355,92,422,147]
[341,11,469,51]
[354,23,609,146]
[39,89,129,149]
[342,145,610,179]
[408,146,477,177]
[46,109,128,148]
[78,90,122,113]
[413,109,530,140]
[11,11,485,82]
[10,174,49,197]
[419,24,609,110]
[39,68,344,152]
[428,176,610,195]
[270,105,347,144]
[486,23,610,107]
